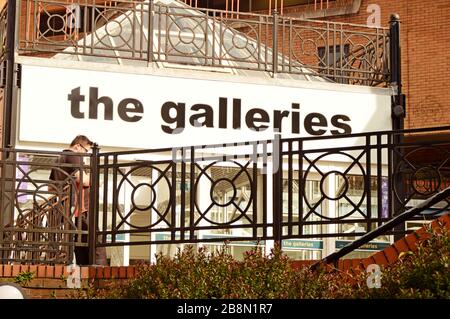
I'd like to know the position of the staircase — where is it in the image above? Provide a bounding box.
[291,212,450,273]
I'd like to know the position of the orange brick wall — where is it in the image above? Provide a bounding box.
[284,0,450,130]
[0,264,136,299]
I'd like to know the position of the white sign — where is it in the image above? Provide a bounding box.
[19,64,392,149]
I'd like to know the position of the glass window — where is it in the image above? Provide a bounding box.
[337,174,390,242]
[317,44,350,84]
[284,249,321,260]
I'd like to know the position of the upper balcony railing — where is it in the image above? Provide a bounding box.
[179,0,340,16]
[0,0,391,86]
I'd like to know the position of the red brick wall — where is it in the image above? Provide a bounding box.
[284,0,450,130]
[0,264,136,299]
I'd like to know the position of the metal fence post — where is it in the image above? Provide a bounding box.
[2,0,18,149]
[272,9,278,76]
[389,14,406,240]
[0,1,18,253]
[389,13,405,125]
[272,136,282,246]
[148,0,154,63]
[88,143,100,265]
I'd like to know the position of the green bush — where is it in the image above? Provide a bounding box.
[85,222,450,299]
[361,221,450,299]
[94,245,298,299]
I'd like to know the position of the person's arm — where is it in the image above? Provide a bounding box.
[66,154,91,187]
[74,170,90,187]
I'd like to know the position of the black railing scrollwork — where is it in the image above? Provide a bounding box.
[1,126,449,264]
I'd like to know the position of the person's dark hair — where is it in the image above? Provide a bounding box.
[70,135,94,147]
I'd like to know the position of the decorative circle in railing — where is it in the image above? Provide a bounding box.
[116,164,172,229]
[290,28,326,64]
[194,161,253,226]
[411,166,442,196]
[320,171,348,201]
[167,16,206,55]
[344,33,378,69]
[95,9,133,49]
[47,14,66,33]
[33,4,81,43]
[131,183,157,211]
[178,27,196,45]
[221,22,258,60]
[303,151,366,220]
[394,146,449,206]
[231,31,249,50]
[105,20,123,38]
[210,178,237,207]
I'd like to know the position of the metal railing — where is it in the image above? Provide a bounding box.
[1,126,449,264]
[311,187,450,269]
[274,126,450,242]
[0,0,391,86]
[180,0,339,16]
[0,4,6,63]
[93,140,272,248]
[0,148,91,264]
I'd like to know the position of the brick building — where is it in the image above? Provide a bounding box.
[290,0,450,131]
[0,0,448,268]
[2,0,448,133]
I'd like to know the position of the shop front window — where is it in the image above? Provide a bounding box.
[336,174,390,242]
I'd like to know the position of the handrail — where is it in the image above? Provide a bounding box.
[7,0,391,86]
[1,125,450,264]
[311,186,450,270]
[6,185,71,232]
[2,185,73,263]
[321,33,388,86]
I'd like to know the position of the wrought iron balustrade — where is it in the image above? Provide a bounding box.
[1,126,449,264]
[180,0,340,16]
[0,148,91,264]
[277,126,450,241]
[0,0,391,86]
[93,140,276,249]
